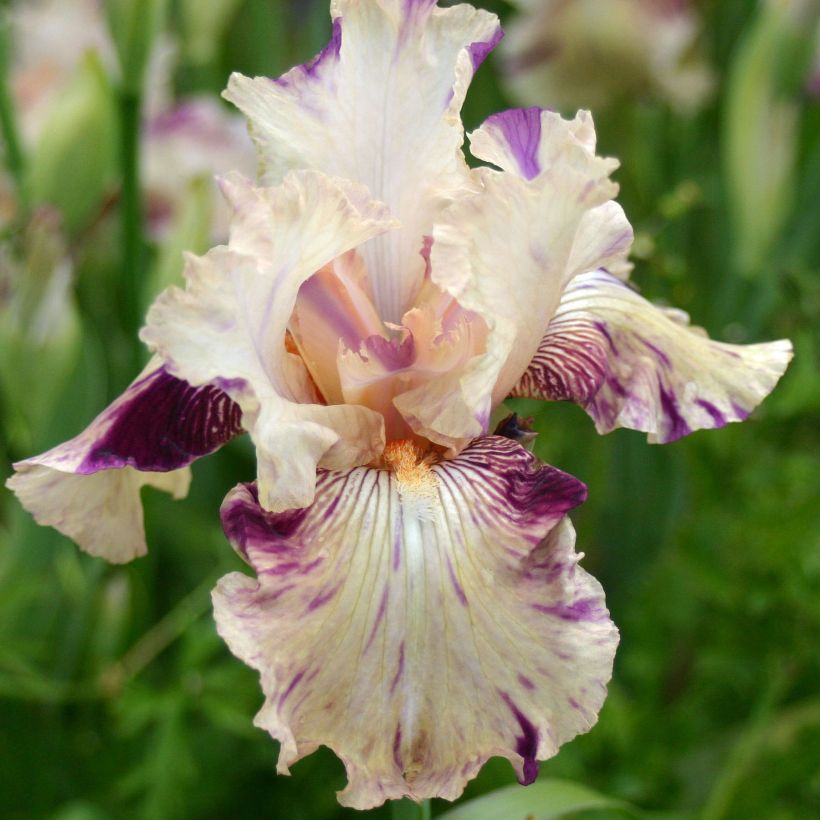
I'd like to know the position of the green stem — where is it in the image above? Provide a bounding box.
[118,87,145,350]
[391,798,432,820]
[0,10,29,216]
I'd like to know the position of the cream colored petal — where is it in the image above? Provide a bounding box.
[4,359,237,561]
[141,170,394,511]
[512,270,793,442]
[7,464,189,563]
[224,0,501,323]
[214,437,617,808]
[394,110,624,451]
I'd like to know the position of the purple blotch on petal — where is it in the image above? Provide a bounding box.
[468,25,504,71]
[500,691,539,785]
[221,483,309,563]
[323,495,340,520]
[308,584,339,611]
[298,272,369,351]
[640,337,672,368]
[485,107,543,180]
[594,320,618,354]
[518,673,535,691]
[279,670,305,707]
[390,641,406,695]
[276,18,342,87]
[659,385,691,441]
[695,398,726,427]
[363,333,417,371]
[365,587,389,651]
[446,555,468,606]
[392,723,403,770]
[80,368,242,474]
[532,598,604,622]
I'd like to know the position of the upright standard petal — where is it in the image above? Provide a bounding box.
[213,437,617,808]
[512,270,793,442]
[395,110,625,450]
[141,170,395,512]
[6,360,242,562]
[224,0,502,323]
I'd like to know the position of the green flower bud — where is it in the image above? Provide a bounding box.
[724,0,819,275]
[104,0,168,94]
[180,0,243,67]
[28,52,117,233]
[0,209,81,451]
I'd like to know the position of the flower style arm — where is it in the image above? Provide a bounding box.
[6,360,243,562]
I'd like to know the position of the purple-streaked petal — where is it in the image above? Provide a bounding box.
[6,359,241,561]
[511,270,793,442]
[141,170,394,513]
[471,107,634,279]
[224,0,501,323]
[213,436,617,808]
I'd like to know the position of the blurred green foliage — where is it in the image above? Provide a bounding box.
[0,0,818,818]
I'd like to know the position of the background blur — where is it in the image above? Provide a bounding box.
[0,0,818,818]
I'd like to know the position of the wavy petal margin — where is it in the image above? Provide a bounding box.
[396,109,626,450]
[224,0,501,323]
[6,360,241,561]
[213,437,617,808]
[512,270,793,442]
[142,170,395,512]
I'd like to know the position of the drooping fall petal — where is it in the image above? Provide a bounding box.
[512,270,793,442]
[6,360,241,561]
[213,437,617,808]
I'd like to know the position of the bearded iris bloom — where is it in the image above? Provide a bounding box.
[7,0,791,809]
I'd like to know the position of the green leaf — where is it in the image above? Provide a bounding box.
[391,799,432,820]
[437,779,638,820]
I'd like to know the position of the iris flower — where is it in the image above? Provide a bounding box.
[502,0,714,113]
[7,0,791,808]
